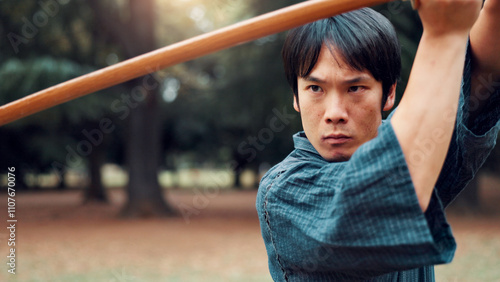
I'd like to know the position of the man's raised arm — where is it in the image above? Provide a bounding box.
[391,0,482,211]
[469,0,500,122]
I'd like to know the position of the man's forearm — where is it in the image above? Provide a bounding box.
[470,0,500,75]
[391,32,469,212]
[469,0,500,122]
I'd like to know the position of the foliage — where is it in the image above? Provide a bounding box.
[0,0,497,187]
[0,0,121,185]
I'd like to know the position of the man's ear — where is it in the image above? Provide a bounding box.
[293,94,300,112]
[383,83,397,111]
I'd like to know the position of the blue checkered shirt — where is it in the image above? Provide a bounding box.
[256,46,500,281]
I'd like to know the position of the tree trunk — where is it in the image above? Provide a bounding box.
[84,141,108,203]
[118,0,176,217]
[120,84,176,217]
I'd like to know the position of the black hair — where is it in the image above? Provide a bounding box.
[282,8,401,108]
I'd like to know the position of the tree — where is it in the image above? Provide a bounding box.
[0,56,111,199]
[0,0,118,202]
[155,0,304,188]
[88,0,176,217]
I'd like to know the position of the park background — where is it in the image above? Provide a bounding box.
[0,0,499,281]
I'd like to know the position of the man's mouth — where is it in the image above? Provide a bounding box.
[322,134,352,145]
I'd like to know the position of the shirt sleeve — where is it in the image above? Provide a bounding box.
[434,41,500,207]
[327,122,455,275]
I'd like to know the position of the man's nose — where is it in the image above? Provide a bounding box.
[324,94,348,124]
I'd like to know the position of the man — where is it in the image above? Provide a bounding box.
[256,0,500,281]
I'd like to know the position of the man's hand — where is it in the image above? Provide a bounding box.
[418,0,481,37]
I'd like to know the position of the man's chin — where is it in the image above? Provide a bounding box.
[321,151,352,163]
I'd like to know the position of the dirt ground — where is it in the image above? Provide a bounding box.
[1,178,500,282]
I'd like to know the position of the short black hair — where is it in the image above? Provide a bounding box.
[282,8,401,108]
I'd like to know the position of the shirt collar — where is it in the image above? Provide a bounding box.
[293,131,322,157]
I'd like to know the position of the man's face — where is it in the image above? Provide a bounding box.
[295,45,395,162]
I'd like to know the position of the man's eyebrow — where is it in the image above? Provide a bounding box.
[343,75,373,84]
[301,74,374,84]
[301,75,326,84]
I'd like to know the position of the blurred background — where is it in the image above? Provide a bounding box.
[0,0,499,281]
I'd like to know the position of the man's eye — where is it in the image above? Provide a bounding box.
[348,86,363,92]
[308,85,323,93]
